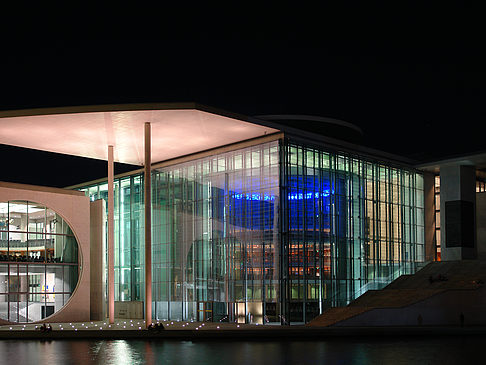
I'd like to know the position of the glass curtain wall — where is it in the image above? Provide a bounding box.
[280,140,425,322]
[152,141,280,323]
[80,174,145,303]
[78,138,425,324]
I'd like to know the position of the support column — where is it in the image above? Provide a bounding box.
[144,123,152,327]
[423,172,436,262]
[108,145,115,324]
[440,164,477,260]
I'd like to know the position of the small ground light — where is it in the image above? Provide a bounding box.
[139,327,141,329]
[217,326,220,329]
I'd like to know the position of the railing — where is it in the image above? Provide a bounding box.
[0,239,55,249]
[351,261,431,300]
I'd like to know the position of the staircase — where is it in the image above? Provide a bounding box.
[308,260,486,327]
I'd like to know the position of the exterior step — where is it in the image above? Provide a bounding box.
[307,260,486,327]
[307,307,371,327]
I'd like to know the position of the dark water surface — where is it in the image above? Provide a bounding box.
[0,336,484,365]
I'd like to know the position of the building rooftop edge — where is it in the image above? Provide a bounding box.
[0,102,281,132]
[0,181,86,197]
[416,150,486,173]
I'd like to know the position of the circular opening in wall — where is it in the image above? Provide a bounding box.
[0,200,79,323]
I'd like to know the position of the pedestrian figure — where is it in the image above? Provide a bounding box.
[460,312,465,327]
[417,314,423,326]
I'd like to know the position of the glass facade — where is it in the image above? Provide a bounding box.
[280,141,424,322]
[79,137,424,324]
[82,175,145,302]
[0,201,79,322]
[152,141,279,323]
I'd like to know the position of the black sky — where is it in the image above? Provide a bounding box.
[1,7,485,187]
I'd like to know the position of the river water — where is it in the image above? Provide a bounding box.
[0,336,483,364]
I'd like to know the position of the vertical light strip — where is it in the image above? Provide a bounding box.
[108,145,115,324]
[144,122,152,327]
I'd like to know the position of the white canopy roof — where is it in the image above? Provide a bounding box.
[0,103,279,166]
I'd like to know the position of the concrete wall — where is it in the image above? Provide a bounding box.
[0,181,90,323]
[335,286,486,326]
[477,193,486,260]
[90,199,105,321]
[440,165,477,260]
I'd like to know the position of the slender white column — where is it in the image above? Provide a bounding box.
[144,123,152,327]
[108,145,115,324]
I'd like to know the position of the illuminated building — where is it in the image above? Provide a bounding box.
[0,104,438,324]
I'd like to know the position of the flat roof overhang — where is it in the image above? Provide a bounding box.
[0,103,280,166]
[416,151,486,174]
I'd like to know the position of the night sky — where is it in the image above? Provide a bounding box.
[1,10,484,187]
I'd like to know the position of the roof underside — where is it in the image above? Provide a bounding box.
[0,105,279,165]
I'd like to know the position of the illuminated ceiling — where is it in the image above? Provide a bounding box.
[0,104,279,166]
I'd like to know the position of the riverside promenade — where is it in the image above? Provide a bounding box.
[1,320,485,340]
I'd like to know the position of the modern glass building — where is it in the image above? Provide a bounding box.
[77,135,424,323]
[0,104,437,325]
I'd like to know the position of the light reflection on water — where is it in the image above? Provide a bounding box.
[0,337,484,365]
